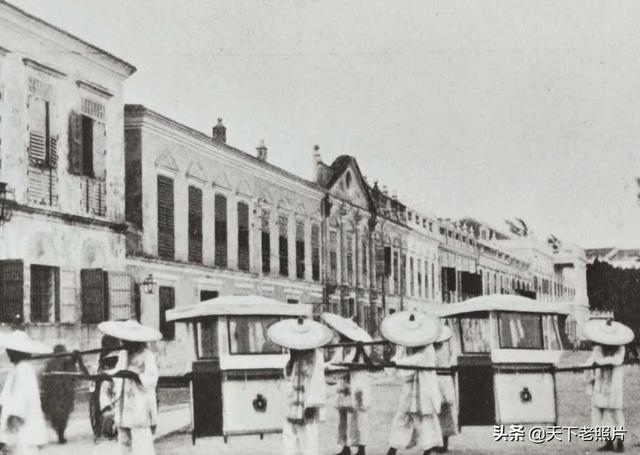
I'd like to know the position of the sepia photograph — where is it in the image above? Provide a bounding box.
[0,1,639,454]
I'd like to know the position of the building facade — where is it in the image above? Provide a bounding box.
[0,2,135,352]
[0,2,592,376]
[124,106,325,372]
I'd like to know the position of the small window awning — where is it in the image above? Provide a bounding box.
[166,295,312,322]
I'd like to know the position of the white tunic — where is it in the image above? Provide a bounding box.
[0,361,49,447]
[110,348,159,429]
[585,345,625,410]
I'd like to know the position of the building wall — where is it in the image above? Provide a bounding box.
[0,3,133,349]
[124,107,324,373]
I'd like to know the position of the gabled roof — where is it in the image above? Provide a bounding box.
[322,154,374,208]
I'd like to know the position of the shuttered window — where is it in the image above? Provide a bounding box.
[392,251,399,293]
[329,231,338,284]
[261,209,270,275]
[410,257,415,297]
[417,259,422,298]
[81,270,132,323]
[159,286,175,340]
[375,244,385,290]
[108,273,133,320]
[295,221,305,279]
[68,100,107,180]
[27,94,57,206]
[30,265,59,323]
[278,214,288,277]
[361,238,368,286]
[81,177,106,217]
[0,260,24,324]
[214,194,228,268]
[188,186,203,263]
[346,233,354,286]
[81,269,106,323]
[238,202,250,271]
[311,225,320,282]
[401,254,407,296]
[157,176,175,259]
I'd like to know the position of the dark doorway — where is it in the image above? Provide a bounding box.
[457,356,495,426]
[192,361,223,437]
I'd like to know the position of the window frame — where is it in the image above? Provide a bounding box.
[226,315,283,355]
[497,311,545,350]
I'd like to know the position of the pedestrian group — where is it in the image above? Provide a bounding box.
[0,309,634,455]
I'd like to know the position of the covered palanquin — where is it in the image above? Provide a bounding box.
[430,295,571,427]
[165,295,312,442]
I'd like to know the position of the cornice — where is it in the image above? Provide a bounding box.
[125,107,324,201]
[0,2,135,78]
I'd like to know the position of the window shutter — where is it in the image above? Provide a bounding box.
[68,111,83,174]
[93,121,107,180]
[157,176,175,259]
[27,97,47,165]
[48,135,58,168]
[159,286,175,340]
[188,186,203,263]
[81,268,106,323]
[107,272,133,320]
[311,224,320,281]
[261,209,271,275]
[214,194,227,267]
[0,260,24,324]
[295,221,304,279]
[237,201,250,271]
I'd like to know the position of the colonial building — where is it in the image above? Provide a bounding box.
[124,106,325,372]
[0,2,135,349]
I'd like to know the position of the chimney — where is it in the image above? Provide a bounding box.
[391,190,398,201]
[256,140,268,161]
[212,118,226,143]
[313,145,323,183]
[382,185,389,197]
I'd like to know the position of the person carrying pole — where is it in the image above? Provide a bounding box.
[433,324,457,453]
[0,330,52,455]
[381,311,443,455]
[97,320,162,455]
[322,313,372,455]
[267,317,333,455]
[583,318,633,453]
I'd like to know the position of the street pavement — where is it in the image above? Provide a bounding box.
[40,351,640,455]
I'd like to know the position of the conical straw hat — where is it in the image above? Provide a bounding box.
[583,319,634,346]
[380,311,441,347]
[321,313,372,343]
[0,330,52,354]
[98,319,162,342]
[267,317,333,350]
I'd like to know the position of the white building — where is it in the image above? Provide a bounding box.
[0,2,135,349]
[124,106,324,372]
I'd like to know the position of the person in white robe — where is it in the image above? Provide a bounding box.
[326,342,371,455]
[97,320,162,455]
[434,333,457,453]
[582,318,633,453]
[585,344,626,452]
[386,344,443,455]
[283,348,327,455]
[322,313,373,455]
[0,331,52,455]
[267,317,333,455]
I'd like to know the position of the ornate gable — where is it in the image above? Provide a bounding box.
[328,160,370,210]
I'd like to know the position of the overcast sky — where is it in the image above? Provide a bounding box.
[12,0,640,248]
